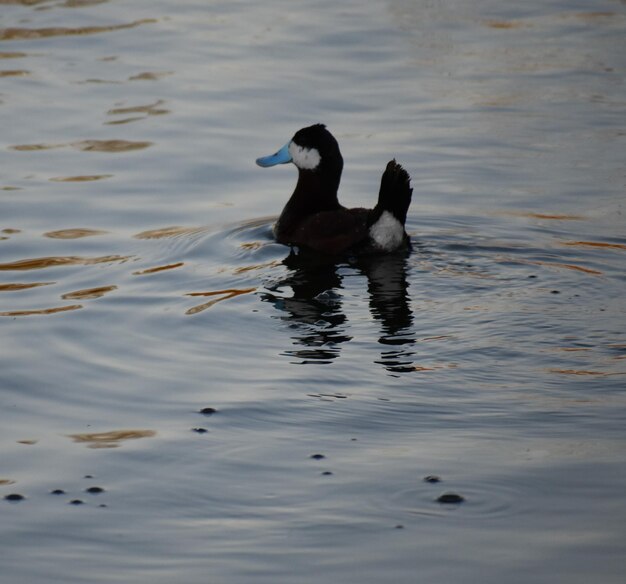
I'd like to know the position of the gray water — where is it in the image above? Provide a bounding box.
[1,1,625,582]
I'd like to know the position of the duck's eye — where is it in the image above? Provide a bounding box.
[288,142,321,170]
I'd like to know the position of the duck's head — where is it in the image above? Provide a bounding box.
[256,124,343,177]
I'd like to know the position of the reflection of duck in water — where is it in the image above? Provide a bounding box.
[261,252,414,369]
[256,124,412,255]
[263,254,350,364]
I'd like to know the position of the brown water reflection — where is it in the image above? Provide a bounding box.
[0,255,129,270]
[68,429,156,449]
[128,71,172,81]
[506,212,586,221]
[527,261,603,276]
[233,260,280,274]
[0,303,82,316]
[0,1,51,6]
[549,369,611,376]
[9,143,64,151]
[73,140,153,153]
[105,100,170,125]
[0,69,29,76]
[61,285,117,299]
[49,175,113,182]
[107,100,169,117]
[133,262,184,275]
[11,140,152,152]
[134,226,205,239]
[484,20,526,29]
[0,282,53,291]
[185,287,257,315]
[0,51,28,58]
[43,228,108,239]
[563,241,626,251]
[58,0,110,7]
[0,19,156,42]
[104,116,143,125]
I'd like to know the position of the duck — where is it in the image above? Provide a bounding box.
[256,124,412,255]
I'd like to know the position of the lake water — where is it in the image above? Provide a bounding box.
[1,1,625,582]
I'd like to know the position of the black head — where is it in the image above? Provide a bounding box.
[256,124,343,177]
[289,124,342,174]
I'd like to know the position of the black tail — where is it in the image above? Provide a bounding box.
[374,160,412,225]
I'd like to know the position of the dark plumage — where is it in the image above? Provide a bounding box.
[256,124,412,255]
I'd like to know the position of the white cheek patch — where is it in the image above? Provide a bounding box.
[288,142,321,170]
[369,210,405,251]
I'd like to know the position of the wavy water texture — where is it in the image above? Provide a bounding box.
[0,255,129,270]
[68,429,156,449]
[43,229,108,239]
[0,51,29,58]
[0,69,29,76]
[10,140,152,152]
[1,1,625,582]
[133,262,185,275]
[105,100,170,125]
[185,287,257,315]
[61,285,117,299]
[0,282,53,291]
[563,241,626,250]
[0,304,82,316]
[134,226,206,239]
[49,175,113,182]
[0,19,156,42]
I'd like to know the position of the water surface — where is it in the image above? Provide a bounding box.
[1,1,625,583]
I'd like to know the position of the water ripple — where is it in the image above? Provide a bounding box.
[68,429,156,449]
[385,475,537,520]
[43,228,109,239]
[0,19,156,42]
[0,303,82,317]
[0,255,129,271]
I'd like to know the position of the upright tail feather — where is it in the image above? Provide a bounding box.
[374,159,413,226]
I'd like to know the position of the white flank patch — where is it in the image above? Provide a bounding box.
[369,210,404,251]
[288,142,321,170]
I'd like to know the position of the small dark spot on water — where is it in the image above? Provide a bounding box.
[424,475,441,483]
[437,492,465,504]
[321,471,333,476]
[310,454,325,460]
[69,499,84,505]
[199,407,217,415]
[528,274,537,278]
[395,524,405,529]
[192,427,208,434]
[551,290,560,294]
[85,486,105,494]
[50,489,65,495]
[84,475,94,479]
[4,493,25,502]
[98,504,107,508]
